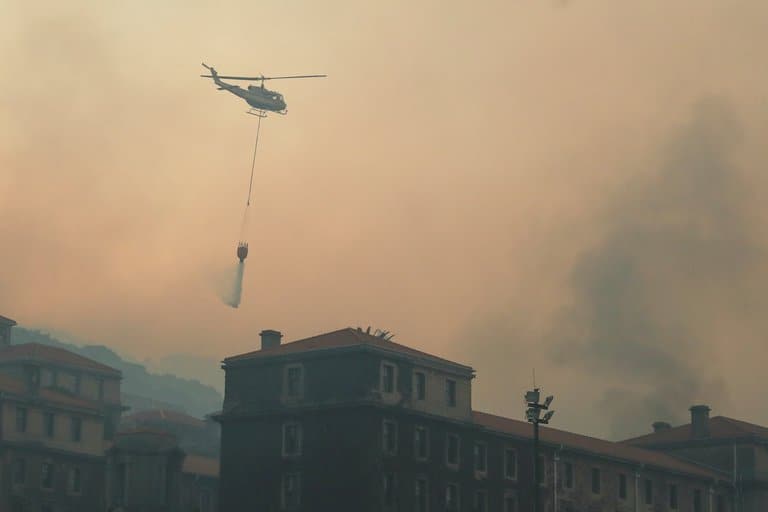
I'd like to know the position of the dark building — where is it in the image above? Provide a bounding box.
[217,327,733,512]
[625,406,768,512]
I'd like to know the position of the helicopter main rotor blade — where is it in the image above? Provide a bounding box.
[199,74,326,81]
[260,74,327,80]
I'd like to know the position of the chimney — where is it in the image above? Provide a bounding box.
[260,330,282,350]
[690,405,711,439]
[652,421,672,433]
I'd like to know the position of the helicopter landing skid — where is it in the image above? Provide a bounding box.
[247,109,267,118]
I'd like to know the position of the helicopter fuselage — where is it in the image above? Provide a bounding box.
[212,77,287,113]
[244,85,287,112]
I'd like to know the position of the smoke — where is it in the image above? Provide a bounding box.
[223,262,246,309]
[549,98,766,438]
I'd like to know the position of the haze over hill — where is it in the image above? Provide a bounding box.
[13,327,223,418]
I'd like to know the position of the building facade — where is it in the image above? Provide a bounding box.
[0,313,220,512]
[217,328,734,512]
[0,314,124,512]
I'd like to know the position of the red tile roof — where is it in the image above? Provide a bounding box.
[123,408,207,429]
[0,343,121,376]
[0,315,17,326]
[624,416,768,446]
[0,372,101,412]
[473,411,724,480]
[183,454,220,477]
[225,328,472,371]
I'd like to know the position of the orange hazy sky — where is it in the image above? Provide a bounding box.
[2,0,768,438]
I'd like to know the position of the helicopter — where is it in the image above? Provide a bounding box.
[201,63,326,116]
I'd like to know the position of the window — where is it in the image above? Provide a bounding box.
[414,426,429,460]
[98,379,105,401]
[383,473,396,507]
[383,420,398,455]
[282,422,302,456]
[285,365,303,398]
[200,489,212,512]
[15,407,27,433]
[415,478,428,512]
[69,467,82,494]
[536,455,547,485]
[564,461,574,489]
[42,369,54,387]
[474,442,487,473]
[504,448,517,479]
[694,489,702,512]
[41,462,54,489]
[504,492,517,512]
[282,473,301,509]
[44,412,55,438]
[12,458,26,485]
[414,371,426,400]
[615,473,626,500]
[71,417,82,442]
[591,468,601,494]
[474,490,488,512]
[445,379,457,407]
[446,434,460,467]
[382,363,395,393]
[669,484,678,509]
[445,483,459,511]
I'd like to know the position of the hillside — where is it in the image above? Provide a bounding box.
[12,327,223,418]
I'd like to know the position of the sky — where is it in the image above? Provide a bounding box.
[2,0,768,439]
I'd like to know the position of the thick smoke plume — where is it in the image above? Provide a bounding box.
[550,99,766,438]
[223,262,246,309]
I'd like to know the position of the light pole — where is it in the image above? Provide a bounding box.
[525,388,554,512]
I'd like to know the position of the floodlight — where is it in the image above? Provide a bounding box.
[543,395,554,409]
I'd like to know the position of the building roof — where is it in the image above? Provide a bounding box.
[624,416,768,446]
[0,314,17,326]
[225,327,472,371]
[0,372,101,412]
[0,343,121,377]
[183,454,220,478]
[473,411,724,480]
[123,408,207,429]
[113,429,181,452]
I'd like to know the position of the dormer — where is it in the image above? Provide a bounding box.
[0,314,17,349]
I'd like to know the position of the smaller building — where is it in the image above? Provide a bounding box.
[106,430,219,512]
[121,408,220,458]
[106,430,186,511]
[181,454,219,512]
[625,406,768,512]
